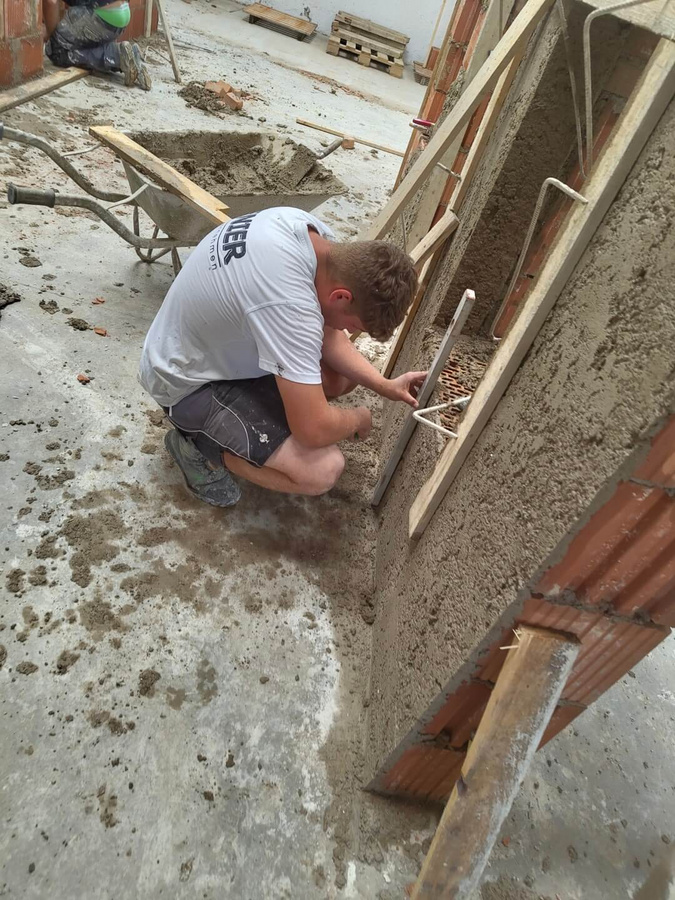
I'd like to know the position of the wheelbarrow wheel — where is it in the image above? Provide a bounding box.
[133,205,173,264]
[171,249,182,276]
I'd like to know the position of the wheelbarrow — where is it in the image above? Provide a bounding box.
[1,124,345,276]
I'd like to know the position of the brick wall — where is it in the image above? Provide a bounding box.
[0,0,158,88]
[0,0,43,87]
[124,0,158,41]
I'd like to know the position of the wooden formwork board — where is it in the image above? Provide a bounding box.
[0,67,87,114]
[411,627,579,899]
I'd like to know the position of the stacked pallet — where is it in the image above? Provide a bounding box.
[327,10,408,78]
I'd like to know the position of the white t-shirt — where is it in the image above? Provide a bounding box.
[138,207,335,407]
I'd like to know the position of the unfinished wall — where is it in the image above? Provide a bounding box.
[0,0,43,87]
[366,95,675,779]
[438,8,627,336]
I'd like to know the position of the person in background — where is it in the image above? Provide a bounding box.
[42,0,151,90]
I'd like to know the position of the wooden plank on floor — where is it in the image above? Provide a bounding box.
[327,35,403,75]
[411,627,579,899]
[247,2,316,35]
[408,38,675,539]
[414,61,433,83]
[0,67,87,114]
[295,118,404,156]
[89,126,230,227]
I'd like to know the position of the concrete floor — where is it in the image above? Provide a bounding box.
[1,3,674,898]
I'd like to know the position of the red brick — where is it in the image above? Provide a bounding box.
[205,79,232,97]
[539,702,586,748]
[452,0,482,46]
[476,598,669,705]
[535,482,675,625]
[426,45,439,69]
[422,680,492,745]
[19,32,42,79]
[0,39,14,85]
[378,744,464,801]
[125,7,144,38]
[464,6,487,63]
[5,0,32,38]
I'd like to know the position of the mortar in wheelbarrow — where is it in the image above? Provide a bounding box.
[129,130,346,223]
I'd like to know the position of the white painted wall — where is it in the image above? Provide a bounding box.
[251,0,456,67]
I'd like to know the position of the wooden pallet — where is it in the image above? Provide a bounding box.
[334,10,409,50]
[331,24,404,59]
[326,34,404,77]
[245,2,316,40]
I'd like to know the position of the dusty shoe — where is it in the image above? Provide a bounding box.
[164,429,241,508]
[131,44,152,91]
[119,41,138,87]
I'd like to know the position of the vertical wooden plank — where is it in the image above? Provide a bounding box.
[411,627,579,899]
[372,289,475,507]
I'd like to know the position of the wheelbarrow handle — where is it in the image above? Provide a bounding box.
[7,183,56,208]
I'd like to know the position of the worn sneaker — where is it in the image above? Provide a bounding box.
[131,44,152,91]
[164,430,241,508]
[119,41,139,87]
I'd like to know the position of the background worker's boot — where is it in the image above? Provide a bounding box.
[164,430,241,508]
[131,44,152,91]
[118,41,139,87]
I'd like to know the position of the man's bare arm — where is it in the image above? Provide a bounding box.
[321,327,426,408]
[275,377,371,449]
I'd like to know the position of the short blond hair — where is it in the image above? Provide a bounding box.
[328,241,417,341]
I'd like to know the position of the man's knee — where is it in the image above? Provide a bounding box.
[305,447,345,495]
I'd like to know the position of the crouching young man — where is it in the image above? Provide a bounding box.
[138,207,425,507]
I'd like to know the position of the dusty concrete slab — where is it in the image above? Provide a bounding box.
[0,5,431,897]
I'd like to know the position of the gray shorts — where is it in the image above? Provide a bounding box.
[166,376,291,468]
